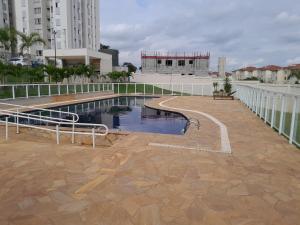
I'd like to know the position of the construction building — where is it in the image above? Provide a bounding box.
[141,51,210,76]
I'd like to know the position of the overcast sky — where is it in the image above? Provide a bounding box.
[100,0,300,71]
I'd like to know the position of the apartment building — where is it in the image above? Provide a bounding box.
[12,0,112,74]
[232,64,298,83]
[13,0,51,62]
[0,0,11,28]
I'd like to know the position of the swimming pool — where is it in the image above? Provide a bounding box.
[26,96,188,135]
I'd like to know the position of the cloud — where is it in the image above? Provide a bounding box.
[101,0,300,71]
[275,12,300,24]
[287,57,300,65]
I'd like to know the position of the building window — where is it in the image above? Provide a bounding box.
[36,50,43,56]
[56,19,61,26]
[157,60,162,64]
[178,60,185,66]
[189,60,194,65]
[166,60,172,66]
[34,18,41,25]
[34,7,41,14]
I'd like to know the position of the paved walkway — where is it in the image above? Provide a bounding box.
[0,96,300,225]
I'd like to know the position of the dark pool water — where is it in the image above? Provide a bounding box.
[27,96,188,135]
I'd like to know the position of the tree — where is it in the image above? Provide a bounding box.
[100,43,110,50]
[17,32,46,58]
[224,77,232,94]
[0,27,17,61]
[107,71,131,82]
[288,70,300,81]
[123,62,137,73]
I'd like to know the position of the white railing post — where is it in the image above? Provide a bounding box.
[289,97,298,144]
[16,109,19,134]
[265,95,269,123]
[38,85,41,97]
[98,83,100,92]
[181,84,183,96]
[144,83,146,95]
[201,85,204,96]
[87,84,90,93]
[118,83,120,94]
[126,83,128,94]
[135,83,137,95]
[81,84,83,93]
[74,84,77,94]
[26,85,29,98]
[192,84,194,96]
[67,84,69,94]
[72,121,75,144]
[152,84,154,95]
[12,85,15,99]
[259,93,264,118]
[93,84,95,93]
[171,84,174,96]
[271,95,276,128]
[49,84,51,96]
[5,117,8,140]
[56,125,60,145]
[279,95,285,135]
[58,84,61,95]
[92,128,95,149]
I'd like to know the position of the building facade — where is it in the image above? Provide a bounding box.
[0,0,11,28]
[232,64,299,83]
[141,51,210,76]
[218,57,226,77]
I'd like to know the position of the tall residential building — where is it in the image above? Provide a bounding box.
[218,57,226,77]
[13,0,51,61]
[11,0,112,74]
[0,0,11,28]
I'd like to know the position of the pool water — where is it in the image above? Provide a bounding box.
[28,96,188,135]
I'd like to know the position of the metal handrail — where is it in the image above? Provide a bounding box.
[0,102,79,122]
[0,111,108,148]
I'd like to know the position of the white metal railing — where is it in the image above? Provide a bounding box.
[0,102,79,123]
[0,109,108,148]
[0,83,114,100]
[236,84,300,147]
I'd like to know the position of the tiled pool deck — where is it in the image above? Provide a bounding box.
[0,95,300,225]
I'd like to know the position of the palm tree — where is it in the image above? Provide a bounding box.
[17,32,46,59]
[288,70,300,81]
[0,27,17,61]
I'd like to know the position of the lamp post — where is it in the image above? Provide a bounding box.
[52,30,57,67]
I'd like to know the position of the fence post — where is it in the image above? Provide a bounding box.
[87,84,90,93]
[192,84,194,96]
[289,97,298,144]
[93,84,95,93]
[16,109,19,134]
[92,128,95,149]
[12,85,15,99]
[5,117,8,140]
[201,85,204,96]
[74,84,77,94]
[72,116,75,144]
[162,84,164,96]
[26,85,29,98]
[279,95,285,135]
[265,95,269,123]
[58,84,61,95]
[38,85,41,97]
[49,84,51,96]
[172,84,174,95]
[152,84,154,95]
[67,84,69,94]
[271,95,276,128]
[56,125,60,145]
[126,83,128,94]
[81,84,83,93]
[144,83,146,95]
[181,84,183,96]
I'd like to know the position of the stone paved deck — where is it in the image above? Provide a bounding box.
[0,96,300,225]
